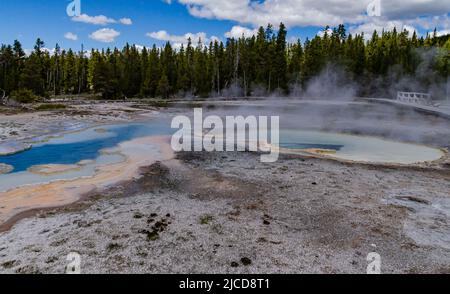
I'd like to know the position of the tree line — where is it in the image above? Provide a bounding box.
[1,23,449,102]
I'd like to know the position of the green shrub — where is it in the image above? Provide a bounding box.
[10,89,38,103]
[200,215,214,225]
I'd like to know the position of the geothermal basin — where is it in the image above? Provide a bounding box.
[0,101,448,194]
[1,99,449,274]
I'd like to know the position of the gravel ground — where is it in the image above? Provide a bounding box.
[1,151,449,274]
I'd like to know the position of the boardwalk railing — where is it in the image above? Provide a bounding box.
[397,92,432,105]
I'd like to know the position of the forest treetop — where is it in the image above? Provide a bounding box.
[1,23,449,102]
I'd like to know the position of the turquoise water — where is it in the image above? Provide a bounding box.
[0,104,445,194]
[0,120,171,174]
[0,118,345,176]
[0,116,445,177]
[279,129,444,164]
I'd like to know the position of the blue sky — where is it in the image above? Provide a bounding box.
[0,0,449,52]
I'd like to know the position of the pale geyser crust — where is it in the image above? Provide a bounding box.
[0,136,174,227]
[27,160,96,175]
[0,163,13,174]
[278,147,449,166]
[1,151,449,273]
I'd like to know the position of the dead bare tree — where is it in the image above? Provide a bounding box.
[0,88,7,105]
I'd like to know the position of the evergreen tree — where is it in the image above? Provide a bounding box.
[0,25,449,100]
[19,39,46,96]
[274,22,288,92]
[157,73,170,98]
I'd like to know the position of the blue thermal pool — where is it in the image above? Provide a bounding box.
[0,120,445,192]
[0,122,171,173]
[0,120,172,192]
[279,130,445,164]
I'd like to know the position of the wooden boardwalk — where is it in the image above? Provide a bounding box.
[363,98,450,119]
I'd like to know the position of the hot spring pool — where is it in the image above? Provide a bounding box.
[279,130,445,164]
[0,117,446,192]
[0,120,172,192]
[0,121,171,173]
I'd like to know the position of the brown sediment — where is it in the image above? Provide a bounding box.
[301,148,337,155]
[27,159,96,175]
[0,135,174,231]
[28,164,83,175]
[0,160,176,233]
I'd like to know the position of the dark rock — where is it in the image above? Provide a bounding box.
[15,265,41,274]
[45,256,58,264]
[147,231,159,241]
[257,237,268,243]
[241,257,252,266]
[396,196,430,205]
[133,212,144,219]
[2,260,18,269]
[106,243,122,251]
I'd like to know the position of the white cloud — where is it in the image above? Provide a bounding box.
[64,32,78,41]
[349,18,418,39]
[317,28,333,37]
[89,28,120,43]
[41,48,55,55]
[170,0,369,27]
[146,30,224,50]
[210,35,220,42]
[72,14,117,25]
[412,15,450,31]
[25,46,92,57]
[119,18,133,25]
[147,30,208,43]
[436,29,450,37]
[167,1,450,36]
[24,47,63,56]
[134,45,145,52]
[72,14,133,26]
[224,26,258,38]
